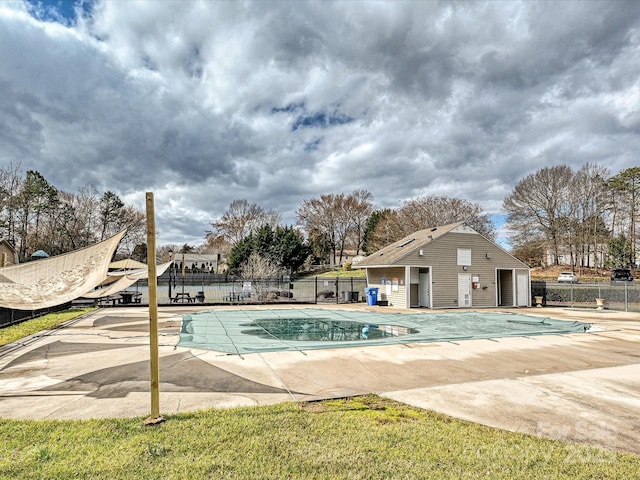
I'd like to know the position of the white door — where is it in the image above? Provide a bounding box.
[517,274,529,307]
[419,273,430,307]
[458,274,471,307]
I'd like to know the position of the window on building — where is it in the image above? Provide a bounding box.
[457,248,471,266]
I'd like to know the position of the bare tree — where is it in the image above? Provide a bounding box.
[296,190,374,265]
[52,187,100,251]
[368,195,494,250]
[0,167,144,260]
[571,164,610,271]
[117,205,146,257]
[297,194,339,266]
[240,252,280,301]
[400,195,493,238]
[345,189,374,255]
[503,165,574,266]
[207,199,281,247]
[504,164,616,269]
[0,160,23,247]
[609,167,640,265]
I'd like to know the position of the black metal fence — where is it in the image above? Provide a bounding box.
[94,276,368,307]
[531,280,640,312]
[0,302,73,328]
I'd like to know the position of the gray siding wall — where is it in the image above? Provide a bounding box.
[398,232,528,309]
[0,244,18,266]
[366,267,407,308]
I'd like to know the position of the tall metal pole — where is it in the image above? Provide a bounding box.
[181,252,185,296]
[168,249,173,302]
[144,192,163,425]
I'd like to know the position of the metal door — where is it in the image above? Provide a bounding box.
[419,273,430,307]
[458,274,471,307]
[517,274,529,307]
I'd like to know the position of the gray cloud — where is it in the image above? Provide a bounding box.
[1,0,640,245]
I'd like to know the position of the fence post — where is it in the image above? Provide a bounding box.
[570,282,574,308]
[350,277,354,302]
[335,277,339,304]
[625,282,629,312]
[315,276,318,304]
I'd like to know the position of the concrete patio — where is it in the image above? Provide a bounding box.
[0,304,638,455]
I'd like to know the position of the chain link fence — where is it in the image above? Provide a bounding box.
[531,280,640,312]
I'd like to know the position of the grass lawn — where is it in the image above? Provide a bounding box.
[314,268,366,278]
[1,311,637,478]
[1,396,637,479]
[0,308,95,346]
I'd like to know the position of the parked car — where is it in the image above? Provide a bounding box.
[611,268,633,284]
[557,271,578,283]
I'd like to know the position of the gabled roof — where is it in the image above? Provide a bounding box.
[0,239,17,254]
[354,222,464,267]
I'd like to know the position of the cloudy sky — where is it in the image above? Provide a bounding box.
[2,1,640,246]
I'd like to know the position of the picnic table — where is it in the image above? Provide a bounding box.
[119,291,142,304]
[98,295,122,307]
[98,295,121,306]
[172,292,194,303]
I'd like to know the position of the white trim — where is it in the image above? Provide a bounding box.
[405,266,411,309]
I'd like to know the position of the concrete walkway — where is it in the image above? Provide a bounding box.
[0,305,638,455]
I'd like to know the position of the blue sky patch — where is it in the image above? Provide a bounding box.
[26,0,93,25]
[292,111,353,131]
[271,103,353,131]
[271,103,304,114]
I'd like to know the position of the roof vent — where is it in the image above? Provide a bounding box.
[397,238,415,248]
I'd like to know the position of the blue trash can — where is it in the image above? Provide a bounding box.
[365,287,379,306]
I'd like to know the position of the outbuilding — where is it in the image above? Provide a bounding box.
[0,239,18,267]
[353,222,530,309]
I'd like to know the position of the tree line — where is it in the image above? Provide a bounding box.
[504,164,640,270]
[0,162,145,262]
[209,165,639,276]
[205,193,493,276]
[3,161,638,275]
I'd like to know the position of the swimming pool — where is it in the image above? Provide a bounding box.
[177,308,591,355]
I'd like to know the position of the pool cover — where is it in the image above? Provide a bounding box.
[177,308,591,355]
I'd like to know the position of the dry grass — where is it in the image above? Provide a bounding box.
[531,266,617,282]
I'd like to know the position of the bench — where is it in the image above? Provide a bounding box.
[223,292,245,302]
